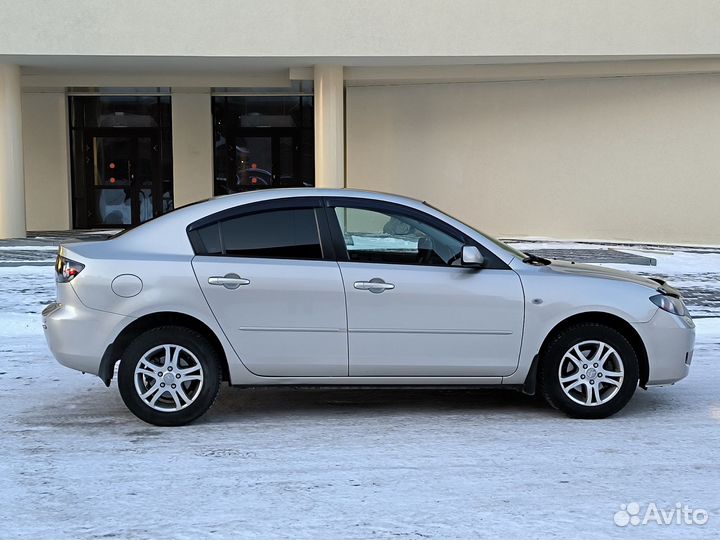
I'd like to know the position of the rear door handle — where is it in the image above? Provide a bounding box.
[208,273,250,290]
[353,278,395,293]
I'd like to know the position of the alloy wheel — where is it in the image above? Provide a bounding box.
[133,344,205,412]
[557,340,625,406]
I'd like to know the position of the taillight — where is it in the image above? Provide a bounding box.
[55,255,85,283]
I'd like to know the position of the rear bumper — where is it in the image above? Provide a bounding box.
[633,308,695,386]
[42,301,131,377]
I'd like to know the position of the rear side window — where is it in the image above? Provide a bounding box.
[193,208,323,260]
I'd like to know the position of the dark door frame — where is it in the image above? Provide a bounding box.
[82,127,162,227]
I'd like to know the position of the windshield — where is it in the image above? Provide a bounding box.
[422,201,528,260]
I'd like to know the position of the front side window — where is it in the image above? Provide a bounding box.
[333,207,464,266]
[195,208,322,260]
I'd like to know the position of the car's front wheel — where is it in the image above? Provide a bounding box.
[539,323,639,419]
[117,326,222,426]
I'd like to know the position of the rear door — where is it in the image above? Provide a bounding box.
[326,199,525,377]
[190,198,348,376]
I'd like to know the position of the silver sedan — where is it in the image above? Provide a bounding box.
[42,189,695,425]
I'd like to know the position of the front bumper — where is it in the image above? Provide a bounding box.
[633,308,695,386]
[42,300,130,376]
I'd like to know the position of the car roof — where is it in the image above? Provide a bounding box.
[211,188,422,205]
[172,188,428,221]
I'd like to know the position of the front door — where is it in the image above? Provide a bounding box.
[327,201,525,377]
[83,128,162,227]
[191,203,348,377]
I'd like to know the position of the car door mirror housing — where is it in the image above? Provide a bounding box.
[461,245,485,268]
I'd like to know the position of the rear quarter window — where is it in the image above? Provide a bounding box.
[196,223,222,255]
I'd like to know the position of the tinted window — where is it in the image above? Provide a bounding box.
[333,207,463,266]
[213,208,322,259]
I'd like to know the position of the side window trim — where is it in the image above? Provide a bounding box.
[187,196,323,232]
[322,197,508,270]
[322,200,352,263]
[314,206,337,262]
[218,220,226,254]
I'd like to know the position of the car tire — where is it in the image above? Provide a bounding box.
[118,326,222,426]
[539,323,639,419]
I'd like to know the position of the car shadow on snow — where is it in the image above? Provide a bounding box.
[202,384,677,424]
[19,379,686,430]
[213,386,547,417]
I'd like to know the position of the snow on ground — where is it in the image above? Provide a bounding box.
[0,246,59,251]
[1,246,719,539]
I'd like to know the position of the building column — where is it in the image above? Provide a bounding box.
[314,64,344,188]
[171,90,214,207]
[22,92,71,231]
[0,65,26,239]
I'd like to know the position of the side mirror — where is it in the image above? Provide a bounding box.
[461,245,485,268]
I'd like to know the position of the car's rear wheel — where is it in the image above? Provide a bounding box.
[118,326,221,426]
[539,323,639,419]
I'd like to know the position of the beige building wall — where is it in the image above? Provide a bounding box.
[171,91,214,207]
[3,0,720,58]
[21,91,71,231]
[346,74,720,245]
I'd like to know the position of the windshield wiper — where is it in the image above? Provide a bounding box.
[522,253,552,265]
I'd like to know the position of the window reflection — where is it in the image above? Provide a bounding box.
[333,207,464,266]
[212,96,314,195]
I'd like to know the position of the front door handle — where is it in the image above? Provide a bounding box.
[353,278,395,293]
[208,273,250,290]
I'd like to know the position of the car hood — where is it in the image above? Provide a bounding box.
[545,259,667,291]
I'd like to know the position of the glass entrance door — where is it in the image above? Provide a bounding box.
[212,95,315,196]
[83,129,163,227]
[69,95,174,229]
[237,136,273,190]
[214,130,300,194]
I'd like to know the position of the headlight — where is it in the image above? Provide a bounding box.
[650,294,688,317]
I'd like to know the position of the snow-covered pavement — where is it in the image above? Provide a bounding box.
[1,242,719,539]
